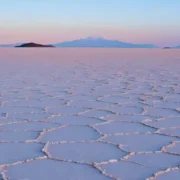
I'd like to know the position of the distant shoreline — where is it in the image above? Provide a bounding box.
[2,46,160,49]
[1,37,179,49]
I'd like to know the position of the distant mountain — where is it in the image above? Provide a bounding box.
[173,45,180,48]
[54,37,158,48]
[0,43,23,47]
[15,42,54,48]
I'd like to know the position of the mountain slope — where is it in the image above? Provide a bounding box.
[54,37,158,48]
[173,45,180,48]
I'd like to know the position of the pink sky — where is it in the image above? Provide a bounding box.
[1,25,179,47]
[1,1,180,47]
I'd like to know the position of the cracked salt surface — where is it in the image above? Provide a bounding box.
[126,153,180,169]
[143,117,180,128]
[103,134,178,152]
[0,49,180,180]
[163,141,180,155]
[100,161,159,180]
[6,159,111,180]
[0,121,60,131]
[95,121,155,134]
[48,115,103,125]
[157,128,180,137]
[4,98,66,108]
[6,113,51,121]
[0,143,44,165]
[153,169,180,180]
[70,100,112,108]
[0,106,44,114]
[103,114,153,122]
[0,131,39,141]
[47,106,88,115]
[38,126,100,142]
[48,142,126,163]
[143,108,180,117]
[107,105,143,115]
[80,109,114,118]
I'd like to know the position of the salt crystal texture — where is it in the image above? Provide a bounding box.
[0,49,180,180]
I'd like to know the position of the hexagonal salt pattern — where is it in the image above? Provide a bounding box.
[154,169,180,180]
[143,108,179,117]
[163,141,180,155]
[103,134,177,152]
[48,115,103,125]
[100,161,159,180]
[102,114,152,122]
[47,106,88,115]
[6,113,51,121]
[6,159,111,180]
[48,142,126,163]
[38,126,100,142]
[0,49,180,179]
[0,122,60,131]
[95,121,155,134]
[0,143,44,165]
[107,105,143,115]
[143,117,180,129]
[157,128,180,137]
[0,131,39,142]
[125,153,180,169]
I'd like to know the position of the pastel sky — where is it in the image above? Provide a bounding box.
[0,0,180,46]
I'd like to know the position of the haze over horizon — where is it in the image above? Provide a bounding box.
[0,0,180,47]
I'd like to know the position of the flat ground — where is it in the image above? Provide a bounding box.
[0,49,180,180]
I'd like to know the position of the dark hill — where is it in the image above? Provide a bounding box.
[15,42,54,47]
[163,47,171,49]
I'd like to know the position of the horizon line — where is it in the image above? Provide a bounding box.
[0,36,179,48]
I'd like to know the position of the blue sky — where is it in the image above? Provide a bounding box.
[0,0,180,46]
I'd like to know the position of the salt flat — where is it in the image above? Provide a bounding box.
[0,48,180,180]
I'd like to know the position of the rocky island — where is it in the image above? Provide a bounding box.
[15,42,54,48]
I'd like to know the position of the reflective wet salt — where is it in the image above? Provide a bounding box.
[0,49,180,180]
